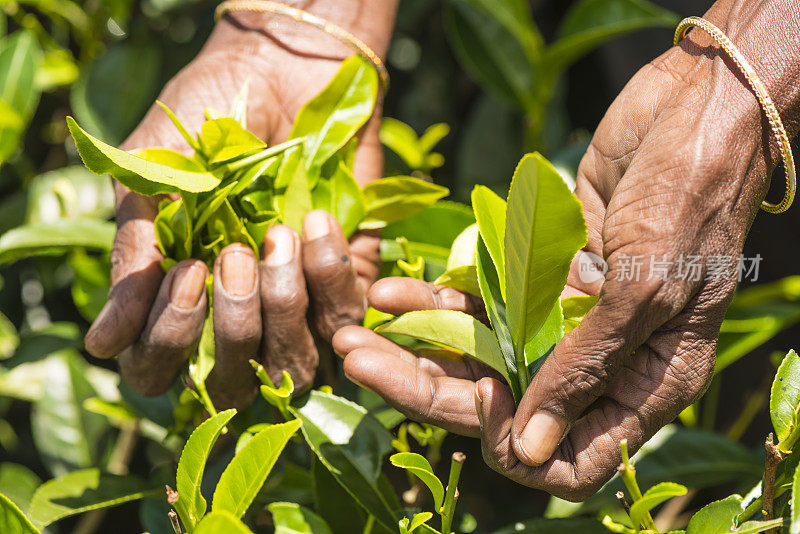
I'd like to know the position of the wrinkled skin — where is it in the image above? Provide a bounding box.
[84,6,396,409]
[334,7,800,501]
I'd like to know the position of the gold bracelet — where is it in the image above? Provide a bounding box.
[215,0,389,92]
[674,16,796,214]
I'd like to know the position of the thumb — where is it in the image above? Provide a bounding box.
[84,188,164,358]
[509,273,686,466]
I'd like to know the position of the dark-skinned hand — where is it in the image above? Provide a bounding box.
[84,1,398,409]
[333,0,800,500]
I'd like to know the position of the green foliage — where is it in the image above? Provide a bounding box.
[380,118,449,175]
[270,501,334,534]
[771,349,800,448]
[174,409,237,531]
[0,493,39,534]
[212,420,302,518]
[28,468,156,529]
[290,390,399,531]
[194,510,254,534]
[443,0,678,150]
[390,453,445,511]
[628,482,686,529]
[378,153,587,401]
[0,218,114,265]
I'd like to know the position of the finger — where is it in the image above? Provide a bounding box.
[352,97,384,186]
[260,224,318,391]
[118,259,208,396]
[342,344,483,436]
[368,278,483,317]
[334,325,495,380]
[302,210,366,341]
[206,243,261,410]
[85,192,164,358]
[349,230,381,291]
[511,271,689,467]
[475,377,526,476]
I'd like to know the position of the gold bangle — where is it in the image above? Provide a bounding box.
[674,16,796,214]
[215,0,389,92]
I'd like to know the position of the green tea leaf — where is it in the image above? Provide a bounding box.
[188,311,216,407]
[312,457,365,534]
[545,0,677,80]
[282,153,313,233]
[477,236,519,401]
[289,55,378,171]
[156,100,200,152]
[0,31,41,165]
[443,0,535,110]
[0,463,41,515]
[446,223,478,271]
[174,409,237,531]
[471,185,507,296]
[70,41,160,145]
[361,176,449,229]
[212,420,302,518]
[0,218,114,265]
[136,148,205,171]
[791,458,800,534]
[770,349,800,446]
[434,265,480,296]
[330,161,366,237]
[524,300,563,367]
[390,452,444,511]
[629,482,687,530]
[504,153,586,353]
[735,519,784,534]
[380,117,425,170]
[200,117,265,164]
[67,117,221,195]
[289,390,398,530]
[685,495,743,534]
[29,469,156,529]
[376,309,510,386]
[195,511,253,534]
[269,501,334,534]
[561,295,597,334]
[0,493,39,534]
[31,352,108,477]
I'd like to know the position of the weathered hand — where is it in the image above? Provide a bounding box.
[335,3,799,500]
[84,3,395,409]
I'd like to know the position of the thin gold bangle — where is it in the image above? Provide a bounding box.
[674,16,796,214]
[215,0,390,93]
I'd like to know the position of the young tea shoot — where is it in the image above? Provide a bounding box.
[67,55,448,414]
[376,153,594,402]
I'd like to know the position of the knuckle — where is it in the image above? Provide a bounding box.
[263,285,309,317]
[307,247,352,285]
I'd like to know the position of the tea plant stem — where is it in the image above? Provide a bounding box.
[440,452,466,534]
[618,440,658,533]
[615,491,632,515]
[762,433,785,530]
[514,341,529,396]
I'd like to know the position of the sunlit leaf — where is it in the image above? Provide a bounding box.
[361,176,449,229]
[629,482,687,529]
[195,511,253,534]
[376,309,510,386]
[390,453,444,511]
[770,349,800,447]
[212,420,302,518]
[174,409,237,531]
[0,493,39,534]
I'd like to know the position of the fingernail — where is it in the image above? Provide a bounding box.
[516,410,567,466]
[221,249,256,297]
[170,264,206,309]
[303,210,332,240]
[265,226,295,267]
